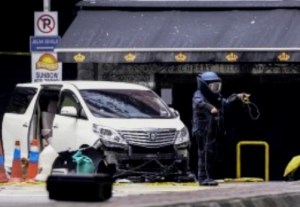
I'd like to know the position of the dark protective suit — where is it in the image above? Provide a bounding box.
[191,73,239,184]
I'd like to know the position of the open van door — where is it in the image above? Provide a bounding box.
[2,85,40,171]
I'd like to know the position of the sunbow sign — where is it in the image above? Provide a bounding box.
[31,52,62,82]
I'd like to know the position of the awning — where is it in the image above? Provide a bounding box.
[77,0,300,9]
[55,9,300,63]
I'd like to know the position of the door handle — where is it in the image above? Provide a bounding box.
[22,122,29,128]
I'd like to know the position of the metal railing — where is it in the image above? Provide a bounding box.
[236,140,269,181]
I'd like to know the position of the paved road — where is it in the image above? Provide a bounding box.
[0,181,300,207]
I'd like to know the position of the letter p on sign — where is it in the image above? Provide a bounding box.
[34,12,58,36]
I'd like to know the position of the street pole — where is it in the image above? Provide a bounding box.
[44,0,51,11]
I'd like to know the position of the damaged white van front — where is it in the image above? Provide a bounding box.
[2,81,191,181]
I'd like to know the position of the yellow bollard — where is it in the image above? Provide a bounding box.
[236,140,269,181]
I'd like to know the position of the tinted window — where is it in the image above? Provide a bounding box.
[59,91,80,111]
[6,87,37,114]
[80,89,173,118]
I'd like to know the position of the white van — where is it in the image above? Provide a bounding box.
[2,81,191,180]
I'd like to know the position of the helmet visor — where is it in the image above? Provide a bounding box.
[208,82,222,93]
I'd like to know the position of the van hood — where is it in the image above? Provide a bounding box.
[93,117,185,130]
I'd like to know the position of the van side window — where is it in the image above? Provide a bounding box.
[6,87,37,114]
[58,91,87,119]
[60,92,79,110]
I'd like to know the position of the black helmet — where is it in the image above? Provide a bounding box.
[197,71,222,94]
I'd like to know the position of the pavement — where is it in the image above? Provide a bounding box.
[0,180,300,207]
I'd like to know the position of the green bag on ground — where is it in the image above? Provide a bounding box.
[72,150,95,174]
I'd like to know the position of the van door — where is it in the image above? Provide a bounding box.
[2,86,40,169]
[51,89,92,152]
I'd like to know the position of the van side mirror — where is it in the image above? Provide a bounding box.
[169,107,180,118]
[60,106,78,117]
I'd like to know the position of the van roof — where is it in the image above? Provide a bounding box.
[16,80,150,90]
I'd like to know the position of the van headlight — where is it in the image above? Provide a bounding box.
[93,124,128,149]
[174,126,190,148]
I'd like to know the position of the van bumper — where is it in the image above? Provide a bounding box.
[104,147,190,177]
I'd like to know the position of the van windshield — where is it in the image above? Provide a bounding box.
[80,89,173,118]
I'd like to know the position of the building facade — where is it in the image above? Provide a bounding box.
[55,0,300,180]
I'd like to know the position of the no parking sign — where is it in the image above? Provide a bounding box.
[34,12,58,36]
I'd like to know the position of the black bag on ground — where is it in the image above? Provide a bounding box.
[46,173,113,202]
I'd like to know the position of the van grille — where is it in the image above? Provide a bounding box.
[119,129,177,148]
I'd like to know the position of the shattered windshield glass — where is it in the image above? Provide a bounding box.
[80,89,173,118]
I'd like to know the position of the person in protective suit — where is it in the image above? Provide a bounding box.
[191,71,249,186]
